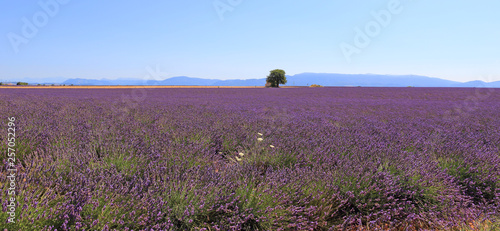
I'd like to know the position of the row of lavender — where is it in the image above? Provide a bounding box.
[1,88,499,230]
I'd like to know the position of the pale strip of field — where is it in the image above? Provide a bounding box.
[0,86,305,89]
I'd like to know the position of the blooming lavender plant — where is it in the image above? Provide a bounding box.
[0,87,498,230]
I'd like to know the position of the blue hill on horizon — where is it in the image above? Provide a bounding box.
[53,73,500,88]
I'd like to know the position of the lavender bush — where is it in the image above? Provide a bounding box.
[1,87,499,230]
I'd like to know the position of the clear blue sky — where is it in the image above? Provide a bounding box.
[1,0,499,83]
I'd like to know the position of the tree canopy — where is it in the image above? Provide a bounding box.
[266,69,287,88]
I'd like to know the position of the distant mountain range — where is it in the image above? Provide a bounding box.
[17,73,500,87]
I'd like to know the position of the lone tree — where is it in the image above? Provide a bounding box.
[266,69,287,88]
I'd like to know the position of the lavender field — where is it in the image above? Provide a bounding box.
[1,87,499,230]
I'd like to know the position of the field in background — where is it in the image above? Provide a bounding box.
[1,87,499,230]
[0,86,305,89]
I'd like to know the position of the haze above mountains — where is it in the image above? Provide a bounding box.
[16,73,500,88]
